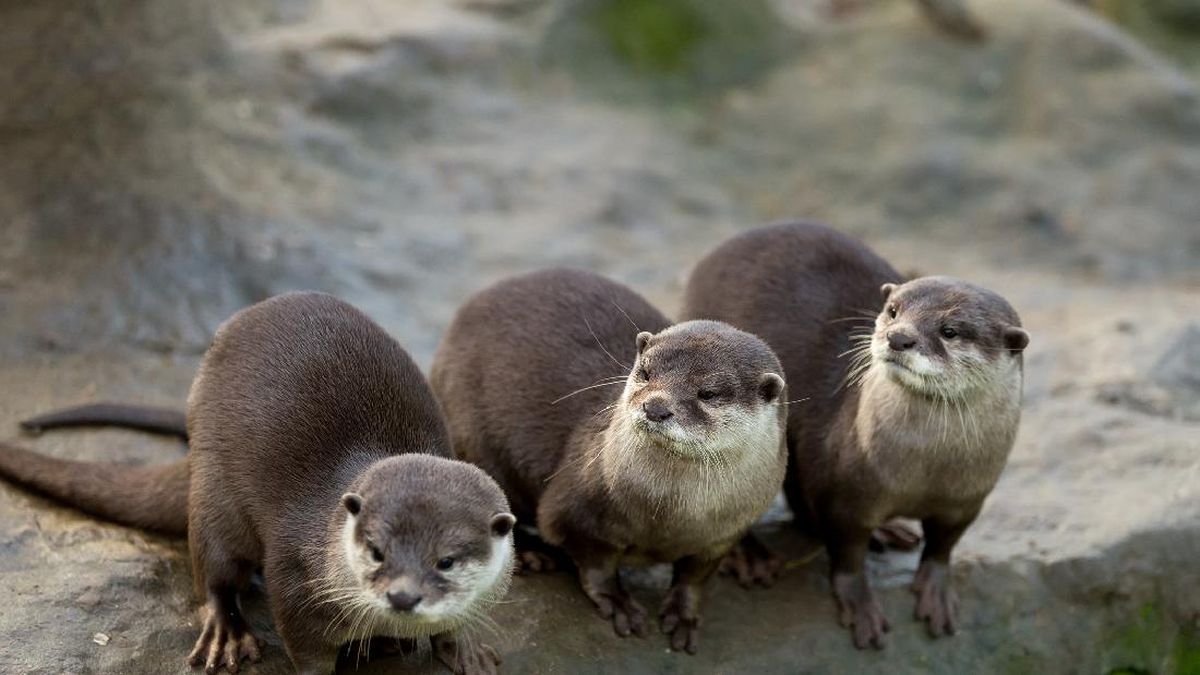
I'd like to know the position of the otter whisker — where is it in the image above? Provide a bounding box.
[550,380,627,406]
[582,315,630,371]
[610,301,642,332]
[828,316,876,324]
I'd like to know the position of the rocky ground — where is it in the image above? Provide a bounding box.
[1,0,1198,673]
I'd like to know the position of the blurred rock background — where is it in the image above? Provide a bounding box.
[0,0,1197,672]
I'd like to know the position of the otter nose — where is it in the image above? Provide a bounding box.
[643,400,673,422]
[387,591,422,612]
[887,331,917,352]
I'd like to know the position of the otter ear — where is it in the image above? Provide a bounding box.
[341,493,363,516]
[880,283,898,301]
[758,373,785,404]
[490,512,516,537]
[1003,327,1030,353]
[635,331,653,354]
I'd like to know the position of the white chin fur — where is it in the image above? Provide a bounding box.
[414,533,514,623]
[630,414,697,450]
[872,340,1012,399]
[626,398,780,461]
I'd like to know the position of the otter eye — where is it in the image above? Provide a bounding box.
[940,326,958,339]
[887,304,898,319]
[637,367,649,382]
[697,389,718,401]
[435,557,455,571]
[369,545,384,563]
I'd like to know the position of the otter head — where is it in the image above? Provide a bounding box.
[872,276,1029,399]
[621,320,786,459]
[338,454,515,632]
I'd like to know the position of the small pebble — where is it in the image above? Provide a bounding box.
[93,633,110,646]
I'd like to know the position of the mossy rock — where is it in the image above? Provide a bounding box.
[539,0,797,101]
[1103,603,1200,675]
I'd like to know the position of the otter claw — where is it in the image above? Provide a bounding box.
[913,560,959,637]
[595,592,648,637]
[870,520,923,552]
[658,587,701,654]
[186,606,261,674]
[833,572,890,650]
[517,549,557,574]
[719,535,784,588]
[433,634,502,675]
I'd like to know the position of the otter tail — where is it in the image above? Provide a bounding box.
[0,442,189,535]
[21,403,188,441]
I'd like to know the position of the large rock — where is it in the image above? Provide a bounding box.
[1,0,1198,672]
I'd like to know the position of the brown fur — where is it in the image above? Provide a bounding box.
[431,267,788,654]
[683,222,1027,648]
[0,443,188,533]
[0,292,515,675]
[20,403,189,440]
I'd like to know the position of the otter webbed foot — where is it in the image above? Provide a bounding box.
[658,584,702,654]
[517,549,557,573]
[432,632,501,675]
[593,588,649,638]
[869,519,922,552]
[579,561,649,638]
[913,559,959,637]
[186,600,262,674]
[833,571,890,649]
[718,532,783,588]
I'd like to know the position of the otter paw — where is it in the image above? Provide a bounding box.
[913,560,958,637]
[186,609,261,674]
[517,549,557,574]
[718,536,783,588]
[433,634,501,675]
[869,520,922,552]
[593,590,648,638]
[833,572,890,650]
[658,588,701,654]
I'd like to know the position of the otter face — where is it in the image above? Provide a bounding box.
[335,456,515,634]
[621,321,785,459]
[870,277,1029,399]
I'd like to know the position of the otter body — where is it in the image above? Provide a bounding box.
[683,223,1028,648]
[431,268,788,654]
[0,292,516,675]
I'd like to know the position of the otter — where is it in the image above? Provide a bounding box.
[429,268,788,654]
[682,223,1028,649]
[0,292,516,675]
[21,402,189,439]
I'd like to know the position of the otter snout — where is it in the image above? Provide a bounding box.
[643,399,673,422]
[887,330,917,352]
[387,590,422,612]
[385,578,424,612]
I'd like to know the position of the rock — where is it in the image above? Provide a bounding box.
[1,0,1199,672]
[1152,322,1200,393]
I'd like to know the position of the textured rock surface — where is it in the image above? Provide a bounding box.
[1,0,1199,673]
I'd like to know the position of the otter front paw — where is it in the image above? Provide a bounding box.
[718,534,783,588]
[517,549,557,573]
[833,572,890,650]
[658,586,701,654]
[593,590,648,638]
[432,633,502,675]
[913,559,958,637]
[186,605,261,674]
[869,520,922,552]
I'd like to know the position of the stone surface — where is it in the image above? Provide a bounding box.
[1,0,1199,673]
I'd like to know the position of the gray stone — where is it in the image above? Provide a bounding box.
[1,0,1199,672]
